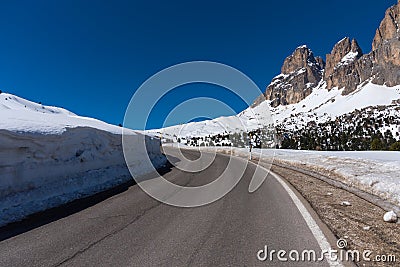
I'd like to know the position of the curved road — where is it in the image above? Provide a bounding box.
[0,149,332,266]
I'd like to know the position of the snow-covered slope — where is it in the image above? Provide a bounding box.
[0,93,125,134]
[151,82,400,140]
[0,92,166,226]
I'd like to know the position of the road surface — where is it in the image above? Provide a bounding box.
[0,148,332,266]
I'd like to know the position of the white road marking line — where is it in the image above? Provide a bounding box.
[233,154,343,266]
[268,169,344,267]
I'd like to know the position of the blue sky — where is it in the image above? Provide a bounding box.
[0,0,396,129]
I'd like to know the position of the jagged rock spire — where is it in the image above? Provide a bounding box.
[325,37,363,79]
[264,46,324,107]
[281,45,323,74]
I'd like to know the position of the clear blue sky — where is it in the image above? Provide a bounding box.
[0,0,396,129]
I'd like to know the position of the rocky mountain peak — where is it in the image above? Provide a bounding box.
[351,39,363,54]
[256,1,400,108]
[325,37,363,79]
[263,46,324,107]
[372,1,400,51]
[324,37,365,93]
[281,45,322,74]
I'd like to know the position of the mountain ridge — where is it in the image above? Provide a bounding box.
[259,0,400,107]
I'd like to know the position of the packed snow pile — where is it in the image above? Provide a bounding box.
[209,147,400,207]
[259,149,400,206]
[0,93,166,226]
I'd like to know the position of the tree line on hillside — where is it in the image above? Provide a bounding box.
[276,106,400,151]
[177,127,276,149]
[176,105,400,151]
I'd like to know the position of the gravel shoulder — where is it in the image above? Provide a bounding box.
[262,161,400,267]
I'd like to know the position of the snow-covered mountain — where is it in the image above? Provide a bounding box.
[151,1,400,150]
[0,92,125,134]
[0,92,165,226]
[152,81,400,141]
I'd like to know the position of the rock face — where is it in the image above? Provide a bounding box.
[315,56,325,69]
[325,38,363,78]
[256,1,400,107]
[264,46,324,107]
[371,0,400,87]
[371,39,400,86]
[325,38,364,94]
[372,2,400,51]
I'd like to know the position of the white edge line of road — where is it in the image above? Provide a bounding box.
[246,158,344,267]
[225,150,344,266]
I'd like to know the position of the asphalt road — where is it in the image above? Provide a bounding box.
[0,149,330,266]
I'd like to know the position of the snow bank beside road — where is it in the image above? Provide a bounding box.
[182,145,400,207]
[261,149,400,206]
[231,147,400,207]
[0,93,166,226]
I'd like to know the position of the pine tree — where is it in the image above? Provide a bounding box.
[389,141,400,151]
[370,138,383,150]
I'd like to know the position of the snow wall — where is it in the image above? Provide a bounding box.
[0,127,166,226]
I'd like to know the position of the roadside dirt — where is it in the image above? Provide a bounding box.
[268,163,400,267]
